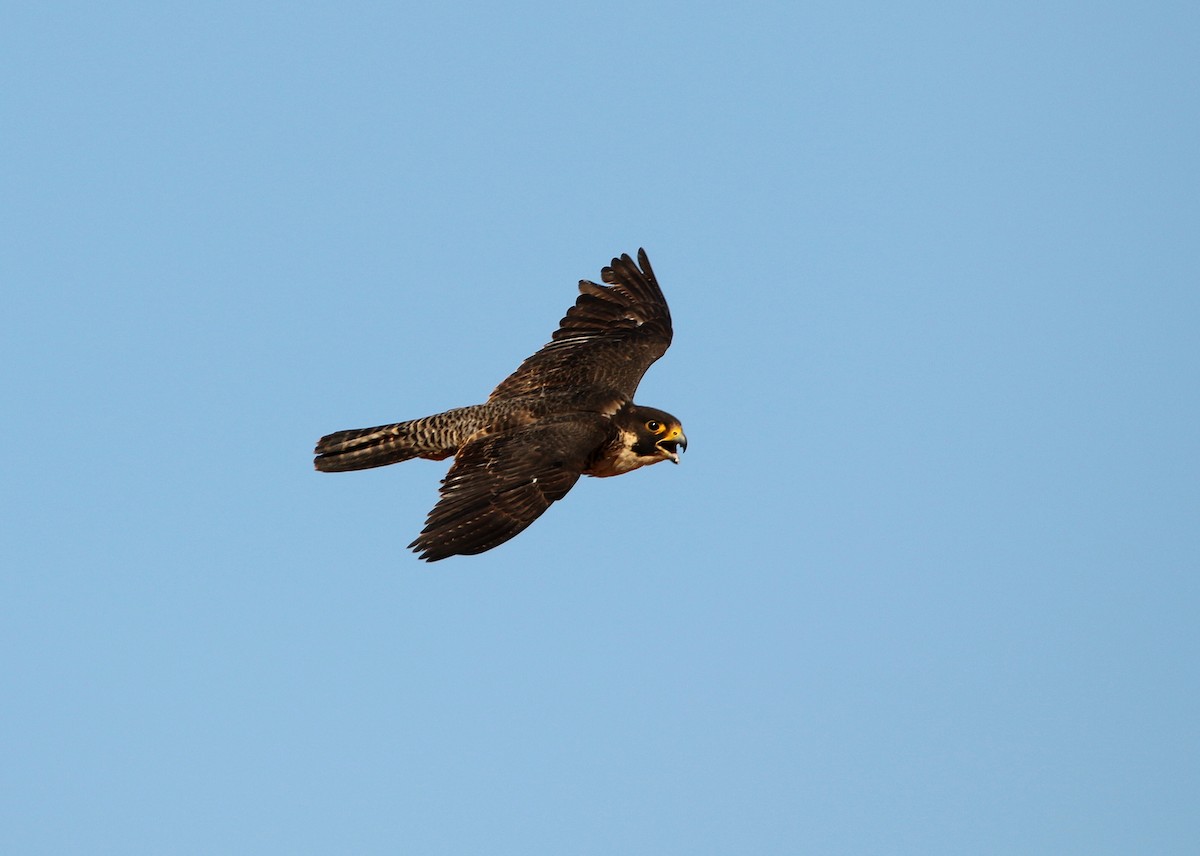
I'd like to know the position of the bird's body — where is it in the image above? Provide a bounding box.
[314,249,685,561]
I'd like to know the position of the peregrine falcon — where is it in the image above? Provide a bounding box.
[314,249,686,561]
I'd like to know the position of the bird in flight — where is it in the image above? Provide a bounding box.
[314,249,686,561]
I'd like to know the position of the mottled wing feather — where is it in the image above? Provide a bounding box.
[409,416,610,561]
[488,249,672,402]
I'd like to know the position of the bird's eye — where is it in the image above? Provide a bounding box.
[646,420,663,434]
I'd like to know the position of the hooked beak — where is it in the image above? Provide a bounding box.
[657,428,688,464]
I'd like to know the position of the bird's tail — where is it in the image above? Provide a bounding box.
[313,423,425,471]
[313,407,483,472]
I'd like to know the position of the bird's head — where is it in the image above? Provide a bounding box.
[624,405,687,465]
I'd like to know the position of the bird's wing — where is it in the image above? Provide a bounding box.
[409,415,610,561]
[488,249,673,402]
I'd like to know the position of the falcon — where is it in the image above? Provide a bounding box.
[314,249,686,561]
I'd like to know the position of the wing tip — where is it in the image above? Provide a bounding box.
[602,248,659,289]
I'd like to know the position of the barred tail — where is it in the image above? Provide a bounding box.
[313,423,422,472]
[314,407,485,472]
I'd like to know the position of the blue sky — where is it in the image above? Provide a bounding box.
[3,2,1198,853]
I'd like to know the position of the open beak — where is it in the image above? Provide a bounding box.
[657,428,688,464]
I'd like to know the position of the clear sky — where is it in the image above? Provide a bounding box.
[3,2,1197,853]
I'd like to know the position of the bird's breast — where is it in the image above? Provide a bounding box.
[584,428,652,478]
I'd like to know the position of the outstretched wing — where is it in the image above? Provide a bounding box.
[488,249,673,402]
[409,416,610,561]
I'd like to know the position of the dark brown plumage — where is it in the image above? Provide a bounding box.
[314,249,686,561]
